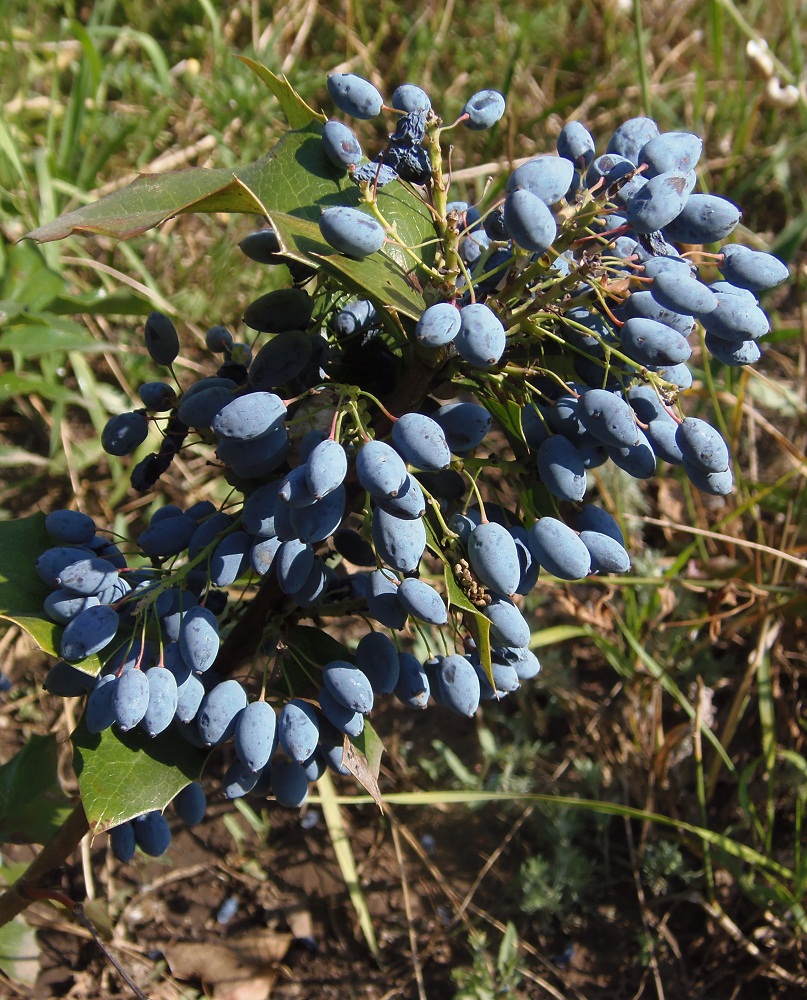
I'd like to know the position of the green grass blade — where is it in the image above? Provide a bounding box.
[308,789,795,883]
[755,617,778,855]
[316,769,380,958]
[90,27,173,95]
[588,618,736,774]
[0,119,29,190]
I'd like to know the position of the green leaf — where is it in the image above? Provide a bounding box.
[236,125,348,218]
[72,720,208,834]
[0,513,101,670]
[238,57,326,129]
[375,182,438,272]
[497,921,520,976]
[423,517,492,672]
[0,735,73,845]
[0,317,113,358]
[0,301,24,322]
[0,513,60,656]
[24,168,267,243]
[0,917,40,986]
[22,104,436,307]
[465,610,493,686]
[25,124,347,244]
[430,519,494,684]
[266,209,426,321]
[0,117,27,187]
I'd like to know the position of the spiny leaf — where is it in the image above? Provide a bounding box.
[264,210,426,320]
[23,117,437,313]
[0,512,101,672]
[72,719,208,834]
[28,168,264,243]
[0,513,62,659]
[24,125,347,244]
[238,57,326,129]
[428,519,494,685]
[352,718,384,779]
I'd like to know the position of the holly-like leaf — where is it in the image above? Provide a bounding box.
[422,517,495,686]
[0,512,101,673]
[26,169,266,243]
[464,611,493,687]
[264,209,426,321]
[0,917,40,986]
[0,513,62,659]
[375,181,437,272]
[72,720,208,834]
[23,93,437,302]
[0,735,73,845]
[236,126,349,219]
[238,57,326,129]
[442,561,494,683]
[317,246,427,323]
[25,123,348,245]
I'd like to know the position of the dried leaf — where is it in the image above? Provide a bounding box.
[165,931,293,1000]
[282,904,314,942]
[343,740,382,810]
[216,975,277,1000]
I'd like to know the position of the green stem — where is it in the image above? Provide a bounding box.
[356,388,398,424]
[527,315,676,396]
[427,120,461,294]
[364,198,442,280]
[418,479,458,540]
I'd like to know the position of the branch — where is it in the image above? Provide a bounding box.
[0,802,89,928]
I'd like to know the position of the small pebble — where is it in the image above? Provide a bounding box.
[300,809,321,831]
[216,896,239,925]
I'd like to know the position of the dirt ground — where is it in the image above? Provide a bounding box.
[1,647,805,1000]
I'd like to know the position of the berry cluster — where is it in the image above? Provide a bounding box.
[32,70,788,857]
